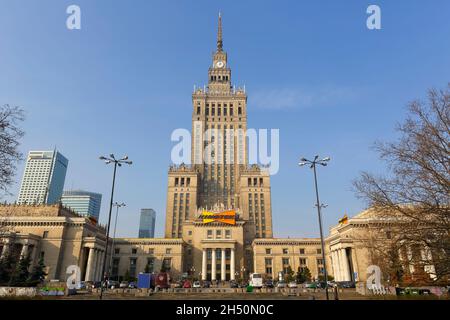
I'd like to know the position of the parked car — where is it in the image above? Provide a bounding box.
[276,281,287,288]
[327,281,337,288]
[264,280,274,288]
[193,281,201,288]
[288,281,298,288]
[108,280,119,289]
[92,281,102,289]
[230,280,239,288]
[306,282,319,289]
[77,281,87,290]
[183,280,192,288]
[128,282,137,289]
[172,281,183,288]
[202,281,211,288]
[337,281,355,288]
[119,281,129,288]
[239,282,249,288]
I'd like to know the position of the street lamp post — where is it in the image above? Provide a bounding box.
[241,266,246,282]
[109,202,126,278]
[190,266,196,281]
[99,154,132,300]
[299,155,330,300]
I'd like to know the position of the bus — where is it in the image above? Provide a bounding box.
[249,273,263,288]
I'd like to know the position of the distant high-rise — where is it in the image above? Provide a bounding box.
[17,150,68,205]
[61,190,102,220]
[139,209,156,238]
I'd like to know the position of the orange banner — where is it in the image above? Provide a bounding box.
[201,210,236,225]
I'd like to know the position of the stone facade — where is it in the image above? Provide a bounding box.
[326,208,439,283]
[110,238,184,280]
[253,238,330,281]
[0,204,106,282]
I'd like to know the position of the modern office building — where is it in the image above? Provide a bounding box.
[17,150,68,205]
[138,208,156,238]
[61,190,102,221]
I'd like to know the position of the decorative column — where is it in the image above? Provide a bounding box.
[0,243,8,258]
[339,248,350,281]
[331,251,340,281]
[28,245,36,267]
[94,249,101,281]
[20,243,29,259]
[1,240,10,258]
[221,248,226,281]
[96,250,105,281]
[230,248,235,281]
[98,250,104,281]
[351,248,359,282]
[202,249,207,281]
[211,249,217,281]
[85,248,96,281]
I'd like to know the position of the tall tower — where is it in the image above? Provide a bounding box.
[61,190,102,220]
[165,14,273,241]
[139,208,156,238]
[191,12,248,210]
[17,150,68,205]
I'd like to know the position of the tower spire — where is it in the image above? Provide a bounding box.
[217,12,223,52]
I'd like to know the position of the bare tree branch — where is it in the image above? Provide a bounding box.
[0,104,25,197]
[353,84,450,283]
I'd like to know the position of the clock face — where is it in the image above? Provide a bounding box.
[216,61,224,68]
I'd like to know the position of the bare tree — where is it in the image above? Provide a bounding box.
[353,84,450,283]
[0,104,25,197]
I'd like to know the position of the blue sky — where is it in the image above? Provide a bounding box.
[1,0,449,238]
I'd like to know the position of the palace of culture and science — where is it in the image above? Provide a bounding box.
[164,13,273,280]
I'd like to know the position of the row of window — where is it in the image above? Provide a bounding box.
[265,248,322,255]
[174,177,191,187]
[210,75,229,82]
[264,257,325,275]
[247,177,264,187]
[265,258,324,266]
[112,257,171,278]
[249,193,267,237]
[206,229,232,239]
[172,192,190,236]
[113,247,173,255]
[195,102,243,117]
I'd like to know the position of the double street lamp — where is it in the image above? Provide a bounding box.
[99,154,132,300]
[299,155,330,300]
[109,202,126,277]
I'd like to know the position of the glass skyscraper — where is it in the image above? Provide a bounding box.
[139,209,156,238]
[17,150,68,205]
[61,190,102,220]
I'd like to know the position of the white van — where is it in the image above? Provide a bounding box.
[249,273,263,288]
